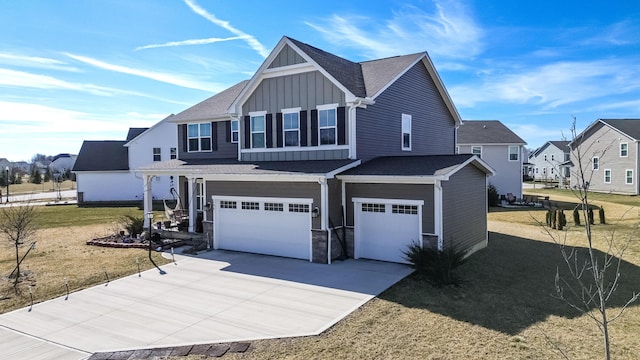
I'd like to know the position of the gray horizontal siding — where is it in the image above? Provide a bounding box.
[268,44,306,68]
[344,183,435,233]
[442,165,487,252]
[178,121,238,161]
[241,149,348,161]
[356,62,456,161]
[207,181,322,229]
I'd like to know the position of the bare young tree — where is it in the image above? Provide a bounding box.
[0,203,39,288]
[546,118,639,359]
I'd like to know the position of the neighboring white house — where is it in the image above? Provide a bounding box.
[528,141,570,184]
[457,120,527,199]
[49,153,77,173]
[73,115,177,203]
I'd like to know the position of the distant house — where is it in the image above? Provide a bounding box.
[457,120,526,199]
[569,119,640,195]
[49,153,77,174]
[73,115,178,203]
[0,158,10,172]
[529,141,571,185]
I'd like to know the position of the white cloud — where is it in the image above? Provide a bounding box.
[135,36,244,51]
[306,0,483,59]
[0,53,80,72]
[64,53,225,92]
[183,0,269,58]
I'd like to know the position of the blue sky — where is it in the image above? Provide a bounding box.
[1,0,639,162]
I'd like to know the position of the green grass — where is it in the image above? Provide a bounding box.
[3,180,75,195]
[34,205,149,229]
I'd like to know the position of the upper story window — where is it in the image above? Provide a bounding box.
[401,114,412,151]
[551,154,555,161]
[592,156,599,170]
[250,112,266,148]
[472,146,482,158]
[620,143,628,157]
[153,147,161,161]
[231,120,239,143]
[283,108,300,147]
[564,152,570,162]
[604,169,612,184]
[508,146,519,161]
[188,123,212,152]
[544,154,547,161]
[170,147,177,160]
[318,105,337,145]
[626,169,634,185]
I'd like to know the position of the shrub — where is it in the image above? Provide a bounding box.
[588,208,594,225]
[487,184,499,207]
[403,242,468,287]
[573,208,581,225]
[119,215,145,236]
[599,207,606,224]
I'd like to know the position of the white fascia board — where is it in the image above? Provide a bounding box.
[337,175,442,184]
[261,62,316,78]
[171,115,232,125]
[326,160,362,179]
[443,156,496,178]
[369,53,425,100]
[457,142,527,146]
[352,197,425,206]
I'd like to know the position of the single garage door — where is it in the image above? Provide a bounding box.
[213,196,313,260]
[353,197,424,264]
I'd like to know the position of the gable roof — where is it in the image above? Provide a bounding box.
[72,141,128,172]
[457,120,526,145]
[531,140,570,157]
[600,119,640,140]
[126,128,148,141]
[171,80,249,123]
[360,53,424,98]
[125,114,176,147]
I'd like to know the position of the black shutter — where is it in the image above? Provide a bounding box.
[266,114,273,148]
[181,124,187,153]
[310,109,318,146]
[225,120,231,142]
[243,116,250,149]
[276,113,283,148]
[211,122,218,151]
[300,110,308,146]
[337,106,346,145]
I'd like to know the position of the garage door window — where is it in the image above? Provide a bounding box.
[392,204,418,215]
[362,203,385,212]
[264,202,284,212]
[220,201,236,209]
[242,201,260,210]
[289,204,310,213]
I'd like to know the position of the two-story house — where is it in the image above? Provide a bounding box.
[456,120,526,199]
[529,141,571,185]
[569,119,640,195]
[139,36,494,264]
[73,115,177,203]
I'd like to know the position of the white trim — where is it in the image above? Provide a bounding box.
[625,169,634,185]
[604,169,612,184]
[230,119,239,144]
[318,105,338,146]
[326,160,362,179]
[508,145,520,162]
[241,144,349,153]
[186,122,213,153]
[620,142,629,157]
[401,113,412,151]
[471,145,482,158]
[434,181,443,251]
[339,175,441,184]
[282,108,301,147]
[592,156,600,170]
[213,195,313,205]
[352,197,424,206]
[249,112,266,149]
[317,103,339,111]
[262,62,315,77]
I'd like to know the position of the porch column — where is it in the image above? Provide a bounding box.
[187,177,197,232]
[143,175,154,227]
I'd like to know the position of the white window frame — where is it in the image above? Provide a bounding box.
[604,169,612,184]
[152,147,161,162]
[283,107,301,147]
[231,119,239,144]
[592,156,599,170]
[472,146,482,158]
[508,145,519,161]
[196,180,204,211]
[626,169,634,185]
[170,147,177,160]
[250,111,266,149]
[401,114,412,151]
[187,122,212,152]
[544,154,547,161]
[551,154,555,161]
[620,142,628,157]
[317,104,337,146]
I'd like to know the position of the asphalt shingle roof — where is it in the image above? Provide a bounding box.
[360,53,424,97]
[126,128,148,141]
[170,80,249,122]
[600,119,640,140]
[73,141,128,171]
[457,120,526,145]
[340,154,480,176]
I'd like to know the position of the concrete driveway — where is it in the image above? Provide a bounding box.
[0,250,412,359]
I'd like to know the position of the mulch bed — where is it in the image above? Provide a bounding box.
[86,235,185,250]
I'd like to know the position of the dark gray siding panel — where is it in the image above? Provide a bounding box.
[178,121,238,161]
[240,149,349,161]
[344,183,435,233]
[268,44,306,68]
[207,181,322,229]
[442,165,487,251]
[356,62,456,161]
[243,71,345,114]
[328,179,343,227]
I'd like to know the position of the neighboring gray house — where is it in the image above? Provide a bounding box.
[456,120,526,199]
[139,36,494,264]
[569,119,640,195]
[529,141,571,184]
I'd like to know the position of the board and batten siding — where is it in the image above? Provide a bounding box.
[268,44,306,68]
[571,123,639,195]
[344,183,435,233]
[178,121,238,161]
[356,62,456,161]
[441,165,488,252]
[206,181,322,229]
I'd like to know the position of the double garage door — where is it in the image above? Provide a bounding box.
[354,198,423,264]
[213,196,313,261]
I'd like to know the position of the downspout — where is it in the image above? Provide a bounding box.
[319,178,331,264]
[347,100,363,160]
[435,180,444,251]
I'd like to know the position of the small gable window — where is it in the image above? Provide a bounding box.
[187,123,212,152]
[592,156,599,170]
[620,143,628,157]
[231,120,239,143]
[604,169,611,184]
[250,113,266,149]
[170,147,177,159]
[472,146,482,159]
[508,146,519,161]
[283,108,300,147]
[402,114,412,151]
[318,106,337,145]
[153,147,161,161]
